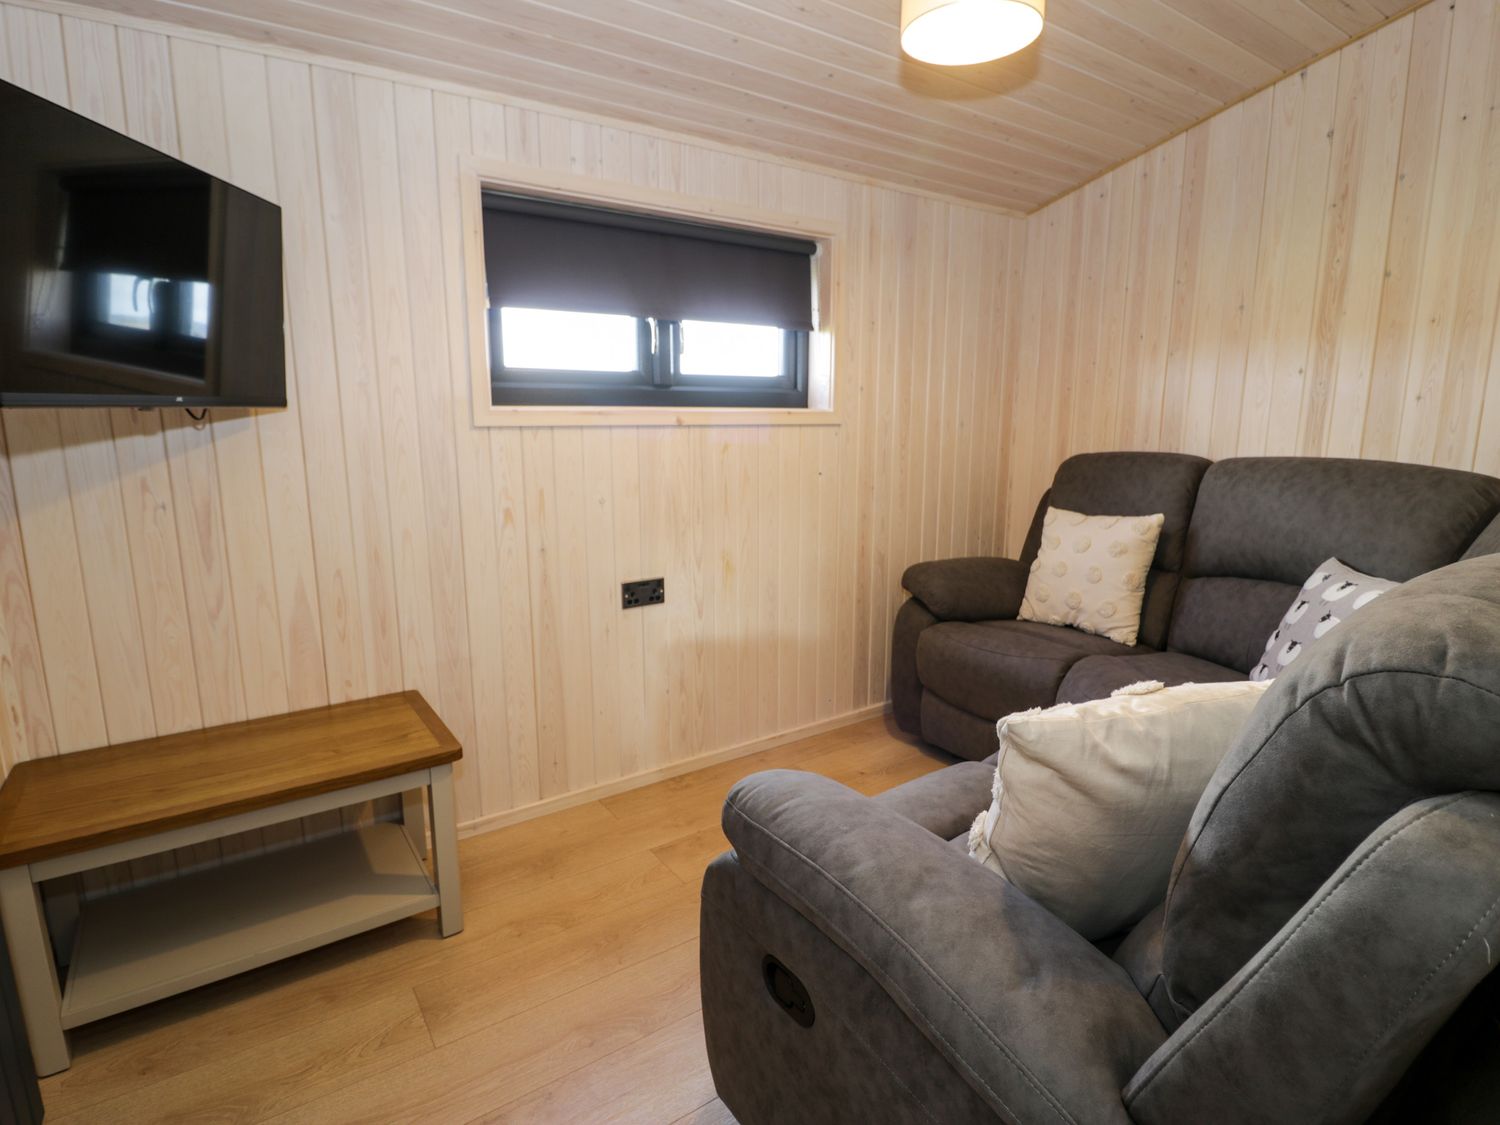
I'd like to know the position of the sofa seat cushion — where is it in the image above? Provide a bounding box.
[1057,651,1243,704]
[918,693,1007,761]
[916,619,1145,720]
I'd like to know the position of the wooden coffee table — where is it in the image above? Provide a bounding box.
[0,690,463,1076]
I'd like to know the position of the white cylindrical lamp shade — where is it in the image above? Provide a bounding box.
[899,0,1045,66]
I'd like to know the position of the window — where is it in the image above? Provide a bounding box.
[480,192,817,409]
[98,273,211,340]
[69,273,212,378]
[498,307,639,372]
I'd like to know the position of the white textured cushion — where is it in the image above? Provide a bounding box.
[968,678,1272,940]
[1250,557,1398,682]
[1017,507,1164,646]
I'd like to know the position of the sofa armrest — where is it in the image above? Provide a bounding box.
[1461,510,1500,559]
[874,759,996,840]
[1126,792,1500,1125]
[723,770,1166,1124]
[901,557,1029,622]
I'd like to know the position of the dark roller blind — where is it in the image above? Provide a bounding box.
[482,192,816,331]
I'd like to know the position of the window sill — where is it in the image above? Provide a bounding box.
[472,403,842,428]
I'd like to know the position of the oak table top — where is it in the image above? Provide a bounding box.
[0,691,461,867]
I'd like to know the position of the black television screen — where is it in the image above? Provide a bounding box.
[0,79,285,408]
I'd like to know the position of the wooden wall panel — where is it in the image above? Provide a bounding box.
[0,426,54,772]
[1002,0,1500,550]
[0,1,1019,834]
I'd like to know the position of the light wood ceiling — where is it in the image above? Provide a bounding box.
[69,0,1422,212]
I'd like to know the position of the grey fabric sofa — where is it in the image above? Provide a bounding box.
[701,553,1500,1123]
[893,452,1500,759]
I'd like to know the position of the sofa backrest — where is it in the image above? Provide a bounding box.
[1021,452,1211,649]
[1157,555,1500,1022]
[1462,510,1500,559]
[1166,457,1500,671]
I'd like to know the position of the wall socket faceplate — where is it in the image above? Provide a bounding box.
[622,577,665,609]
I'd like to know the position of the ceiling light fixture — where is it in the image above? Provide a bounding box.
[899,0,1045,66]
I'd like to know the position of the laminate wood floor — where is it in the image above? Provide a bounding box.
[39,715,949,1124]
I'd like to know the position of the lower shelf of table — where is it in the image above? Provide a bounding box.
[60,822,436,1029]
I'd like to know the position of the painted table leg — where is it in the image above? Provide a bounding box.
[0,868,68,1075]
[427,764,463,937]
[400,789,429,861]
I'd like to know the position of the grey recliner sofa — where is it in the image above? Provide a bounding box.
[701,551,1500,1123]
[893,452,1500,760]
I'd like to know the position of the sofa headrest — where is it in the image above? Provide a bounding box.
[1022,452,1211,572]
[1159,554,1500,1021]
[1181,457,1500,583]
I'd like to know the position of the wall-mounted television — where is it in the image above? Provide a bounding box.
[0,79,286,408]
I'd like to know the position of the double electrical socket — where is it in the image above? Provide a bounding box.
[621,578,665,609]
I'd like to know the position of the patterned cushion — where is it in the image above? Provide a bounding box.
[1018,507,1165,646]
[1249,557,1398,681]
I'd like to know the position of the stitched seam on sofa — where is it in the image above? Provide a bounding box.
[1127,794,1467,1106]
[1161,670,1500,932]
[840,1011,946,1125]
[723,797,1071,1125]
[1315,865,1500,1120]
[928,633,1086,662]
